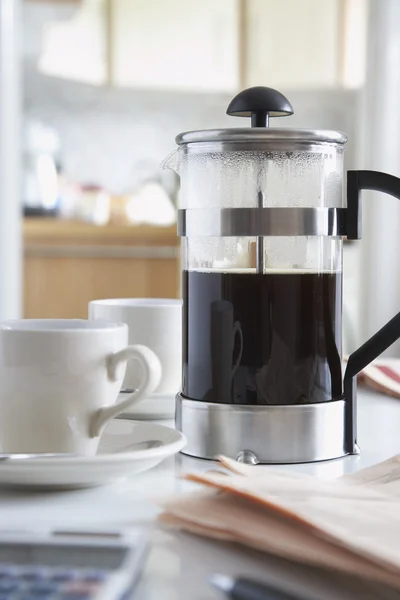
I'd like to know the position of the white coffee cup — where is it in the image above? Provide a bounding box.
[88,299,182,395]
[0,319,162,455]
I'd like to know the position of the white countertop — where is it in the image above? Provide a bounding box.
[1,388,400,600]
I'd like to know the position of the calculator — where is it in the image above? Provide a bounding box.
[0,527,149,600]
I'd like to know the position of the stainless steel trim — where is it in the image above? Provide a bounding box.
[176,395,347,463]
[24,245,179,259]
[177,207,346,237]
[176,128,348,147]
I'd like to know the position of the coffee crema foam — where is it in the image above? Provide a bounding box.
[190,267,342,274]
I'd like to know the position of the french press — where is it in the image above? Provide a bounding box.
[166,86,400,464]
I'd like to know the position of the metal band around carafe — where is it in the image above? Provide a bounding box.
[177,207,347,237]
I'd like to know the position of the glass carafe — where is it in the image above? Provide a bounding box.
[165,86,400,463]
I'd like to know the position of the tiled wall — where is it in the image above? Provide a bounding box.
[24,65,360,194]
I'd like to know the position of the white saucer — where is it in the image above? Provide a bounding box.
[120,391,175,420]
[0,420,186,490]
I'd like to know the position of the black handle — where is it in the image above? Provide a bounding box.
[226,86,293,128]
[344,312,400,454]
[344,169,400,453]
[347,170,400,240]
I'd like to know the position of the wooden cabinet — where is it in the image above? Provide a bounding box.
[27,0,367,91]
[110,0,239,92]
[244,0,340,89]
[24,220,180,319]
[31,0,239,92]
[36,0,107,84]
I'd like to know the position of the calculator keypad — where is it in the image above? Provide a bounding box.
[0,564,109,599]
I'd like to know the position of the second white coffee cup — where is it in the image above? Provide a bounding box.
[89,299,182,399]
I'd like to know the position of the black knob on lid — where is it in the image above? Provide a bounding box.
[226,86,294,127]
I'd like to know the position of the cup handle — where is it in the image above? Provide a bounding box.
[89,344,162,438]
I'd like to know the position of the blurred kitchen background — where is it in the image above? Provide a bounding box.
[1,0,400,355]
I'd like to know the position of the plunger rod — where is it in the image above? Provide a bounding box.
[256,191,264,274]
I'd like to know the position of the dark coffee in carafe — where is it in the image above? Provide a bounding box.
[182,269,342,405]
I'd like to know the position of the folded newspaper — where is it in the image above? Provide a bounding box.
[360,358,400,399]
[160,455,400,590]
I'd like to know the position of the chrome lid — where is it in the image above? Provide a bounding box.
[176,128,348,148]
[176,87,348,152]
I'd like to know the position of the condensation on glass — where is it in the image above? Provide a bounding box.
[166,137,345,275]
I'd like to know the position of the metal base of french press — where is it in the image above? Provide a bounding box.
[176,394,352,464]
